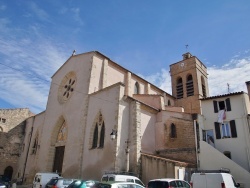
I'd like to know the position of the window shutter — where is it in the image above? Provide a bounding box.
[226,98,231,111]
[214,122,221,139]
[230,120,237,138]
[213,101,218,113]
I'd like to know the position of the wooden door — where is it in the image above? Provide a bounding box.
[52,146,65,174]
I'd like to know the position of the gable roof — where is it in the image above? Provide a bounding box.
[200,91,245,100]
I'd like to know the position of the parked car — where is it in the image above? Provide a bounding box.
[0,181,7,188]
[0,176,10,188]
[147,178,191,188]
[45,177,76,188]
[94,181,145,188]
[67,180,98,188]
[33,172,61,188]
[190,172,240,188]
[101,174,144,187]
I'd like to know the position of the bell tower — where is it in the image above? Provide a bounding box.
[170,52,209,114]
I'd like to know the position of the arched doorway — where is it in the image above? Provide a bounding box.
[50,118,67,174]
[4,166,13,181]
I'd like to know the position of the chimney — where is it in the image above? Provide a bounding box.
[246,81,250,100]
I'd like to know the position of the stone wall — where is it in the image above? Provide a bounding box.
[158,116,196,165]
[0,108,33,181]
[0,109,34,132]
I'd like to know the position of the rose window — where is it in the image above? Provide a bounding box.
[63,79,75,98]
[58,71,77,103]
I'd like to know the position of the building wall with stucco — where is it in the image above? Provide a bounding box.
[198,92,250,187]
[16,51,198,185]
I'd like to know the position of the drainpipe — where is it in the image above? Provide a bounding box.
[22,117,34,184]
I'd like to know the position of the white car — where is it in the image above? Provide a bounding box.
[101,174,144,187]
[94,181,145,188]
[147,178,190,188]
[190,172,240,188]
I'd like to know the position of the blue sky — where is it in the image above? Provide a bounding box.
[0,0,250,114]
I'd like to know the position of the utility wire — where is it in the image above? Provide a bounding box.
[0,62,125,106]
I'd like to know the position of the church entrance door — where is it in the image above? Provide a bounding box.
[53,146,65,174]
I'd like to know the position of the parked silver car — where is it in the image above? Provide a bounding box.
[93,181,145,188]
[67,179,98,188]
[147,178,190,188]
[45,177,75,188]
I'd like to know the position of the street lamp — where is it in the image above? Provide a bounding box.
[110,129,117,140]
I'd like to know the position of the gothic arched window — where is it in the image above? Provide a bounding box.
[99,122,105,148]
[176,78,183,99]
[92,123,98,148]
[134,82,140,94]
[57,121,67,142]
[170,123,177,138]
[91,113,105,149]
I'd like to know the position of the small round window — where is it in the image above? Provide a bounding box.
[58,71,77,103]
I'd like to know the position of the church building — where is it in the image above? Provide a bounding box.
[15,51,208,184]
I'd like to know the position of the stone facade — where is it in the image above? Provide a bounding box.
[4,51,213,185]
[0,108,33,181]
[170,53,209,114]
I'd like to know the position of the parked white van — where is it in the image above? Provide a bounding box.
[190,172,240,188]
[33,173,61,188]
[101,174,145,187]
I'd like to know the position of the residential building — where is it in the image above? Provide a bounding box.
[197,89,250,187]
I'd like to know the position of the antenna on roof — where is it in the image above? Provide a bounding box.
[185,44,189,52]
[227,83,230,93]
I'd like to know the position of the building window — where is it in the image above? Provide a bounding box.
[214,120,237,139]
[224,151,231,159]
[221,123,231,138]
[134,82,140,94]
[213,98,231,113]
[92,123,98,148]
[201,76,206,98]
[176,78,183,99]
[91,113,105,149]
[186,74,194,97]
[99,122,105,148]
[170,123,177,138]
[168,100,171,106]
[57,121,67,142]
[0,118,6,123]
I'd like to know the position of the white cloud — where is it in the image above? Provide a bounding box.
[0,23,68,113]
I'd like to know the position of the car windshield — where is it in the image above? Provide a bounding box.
[94,183,111,188]
[148,181,169,188]
[63,179,74,185]
[47,179,59,185]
